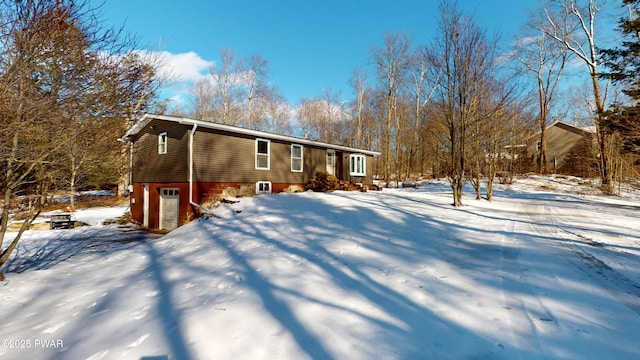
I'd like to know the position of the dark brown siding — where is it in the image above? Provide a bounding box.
[132,120,189,183]
[193,129,251,182]
[193,128,330,184]
[132,121,376,187]
[304,146,327,179]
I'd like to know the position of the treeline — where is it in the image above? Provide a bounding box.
[0,0,162,267]
[176,0,640,200]
[178,3,538,204]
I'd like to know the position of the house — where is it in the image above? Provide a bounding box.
[526,121,597,176]
[119,114,380,230]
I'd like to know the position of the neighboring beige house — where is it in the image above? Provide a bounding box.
[526,121,597,176]
[120,114,380,230]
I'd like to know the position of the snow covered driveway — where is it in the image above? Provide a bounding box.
[1,183,639,359]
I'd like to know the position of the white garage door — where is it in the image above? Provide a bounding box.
[159,188,179,230]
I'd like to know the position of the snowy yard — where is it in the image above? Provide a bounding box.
[1,176,639,359]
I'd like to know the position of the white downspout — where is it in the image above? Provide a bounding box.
[128,142,134,192]
[189,123,198,208]
[188,124,214,215]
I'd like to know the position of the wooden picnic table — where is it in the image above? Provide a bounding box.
[50,214,74,230]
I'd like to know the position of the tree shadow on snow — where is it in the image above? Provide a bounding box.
[2,226,157,274]
[191,193,540,358]
[199,190,640,358]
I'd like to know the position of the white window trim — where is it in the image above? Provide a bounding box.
[350,153,366,176]
[158,132,168,154]
[255,138,270,170]
[256,181,272,194]
[291,144,303,172]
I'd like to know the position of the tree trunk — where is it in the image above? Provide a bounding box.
[0,206,41,270]
[385,93,393,188]
[0,131,19,251]
[591,72,612,192]
[0,188,12,251]
[69,159,77,210]
[451,176,464,206]
[471,173,481,200]
[539,125,548,174]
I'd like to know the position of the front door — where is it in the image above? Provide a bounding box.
[326,149,336,176]
[334,151,343,179]
[159,188,180,230]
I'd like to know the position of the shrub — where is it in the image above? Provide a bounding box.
[305,172,339,192]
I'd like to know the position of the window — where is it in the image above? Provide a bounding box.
[536,141,542,151]
[256,181,272,194]
[256,139,270,170]
[291,144,303,172]
[158,132,167,154]
[350,154,366,176]
[326,149,335,175]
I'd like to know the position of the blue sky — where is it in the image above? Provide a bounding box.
[91,1,560,106]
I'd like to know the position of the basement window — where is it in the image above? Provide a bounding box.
[256,181,272,194]
[158,132,168,154]
[350,154,366,176]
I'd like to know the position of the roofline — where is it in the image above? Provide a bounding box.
[526,120,595,140]
[550,120,595,133]
[121,113,381,156]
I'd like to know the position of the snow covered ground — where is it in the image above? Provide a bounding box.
[1,176,639,359]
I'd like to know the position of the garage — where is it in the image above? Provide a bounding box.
[159,188,180,230]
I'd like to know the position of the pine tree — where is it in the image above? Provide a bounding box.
[600,0,640,154]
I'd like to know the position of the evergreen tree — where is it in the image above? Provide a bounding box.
[600,0,640,154]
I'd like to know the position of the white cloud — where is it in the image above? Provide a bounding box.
[153,50,214,83]
[133,50,215,107]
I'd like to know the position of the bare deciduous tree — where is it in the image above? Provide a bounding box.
[512,24,569,174]
[0,0,160,273]
[213,48,243,125]
[427,0,505,206]
[539,0,613,191]
[240,54,270,130]
[407,47,439,180]
[348,68,369,149]
[261,86,292,135]
[371,32,412,187]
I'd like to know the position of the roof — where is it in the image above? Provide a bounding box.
[121,113,381,156]
[526,120,596,141]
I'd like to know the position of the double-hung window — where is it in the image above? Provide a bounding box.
[350,154,366,176]
[291,144,303,172]
[158,132,168,154]
[256,139,270,170]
